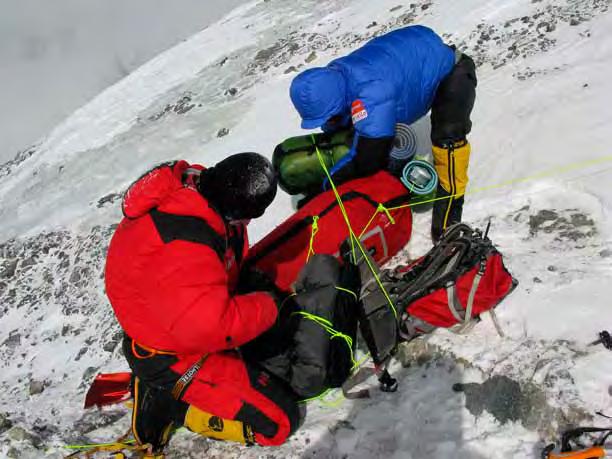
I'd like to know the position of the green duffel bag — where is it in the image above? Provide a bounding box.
[273,129,353,195]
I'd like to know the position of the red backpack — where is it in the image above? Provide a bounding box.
[358,223,518,365]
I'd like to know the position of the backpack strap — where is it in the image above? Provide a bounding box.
[149,208,226,262]
[446,258,487,333]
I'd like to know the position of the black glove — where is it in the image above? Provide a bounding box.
[238,267,293,312]
[237,267,277,294]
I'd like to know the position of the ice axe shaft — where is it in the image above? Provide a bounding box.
[544,446,607,458]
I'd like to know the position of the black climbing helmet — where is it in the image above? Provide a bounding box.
[199,152,278,221]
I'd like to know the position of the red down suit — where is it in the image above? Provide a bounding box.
[104,161,297,446]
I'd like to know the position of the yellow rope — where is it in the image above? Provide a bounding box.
[377,203,395,225]
[334,286,358,301]
[300,350,373,408]
[358,208,380,239]
[293,311,358,369]
[313,136,357,260]
[64,440,136,450]
[306,215,320,262]
[358,203,396,239]
[357,154,612,237]
[64,440,150,458]
[312,139,398,319]
[391,154,612,212]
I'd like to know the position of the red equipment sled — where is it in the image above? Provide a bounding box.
[245,170,413,291]
[84,372,132,409]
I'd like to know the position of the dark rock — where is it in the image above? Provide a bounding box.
[31,422,58,440]
[216,127,230,138]
[174,96,195,115]
[529,209,558,235]
[389,5,403,12]
[533,277,542,284]
[224,87,238,96]
[20,256,37,269]
[284,66,298,74]
[329,419,355,434]
[538,21,556,33]
[82,366,98,387]
[29,380,46,396]
[570,18,581,26]
[305,51,317,63]
[73,409,127,435]
[570,212,595,228]
[366,21,377,29]
[1,259,18,278]
[6,425,42,448]
[75,346,88,361]
[103,329,123,353]
[547,265,557,272]
[254,45,279,63]
[457,375,547,427]
[96,193,122,208]
[600,249,611,258]
[2,331,21,348]
[0,412,13,434]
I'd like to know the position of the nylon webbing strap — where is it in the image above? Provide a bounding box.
[399,315,436,341]
[465,271,484,321]
[445,263,485,334]
[446,285,465,323]
[171,354,208,400]
[341,365,375,399]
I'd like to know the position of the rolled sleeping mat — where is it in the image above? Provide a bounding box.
[388,123,418,176]
[401,158,438,210]
[273,129,353,195]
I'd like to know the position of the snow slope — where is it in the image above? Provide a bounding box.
[1,0,611,457]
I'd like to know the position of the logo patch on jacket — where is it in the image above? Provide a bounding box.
[351,100,368,123]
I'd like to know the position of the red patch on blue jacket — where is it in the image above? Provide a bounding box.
[351,100,368,123]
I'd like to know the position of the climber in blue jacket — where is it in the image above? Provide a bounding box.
[289,25,477,241]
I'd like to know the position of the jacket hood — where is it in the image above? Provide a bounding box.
[122,161,191,219]
[290,67,347,129]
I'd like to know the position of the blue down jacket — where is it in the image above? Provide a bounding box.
[290,25,455,138]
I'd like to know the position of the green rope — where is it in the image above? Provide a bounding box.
[312,135,356,260]
[306,215,320,262]
[299,350,374,407]
[64,440,136,450]
[312,141,398,318]
[293,311,357,370]
[334,286,358,301]
[376,203,395,225]
[293,308,358,405]
[300,387,346,407]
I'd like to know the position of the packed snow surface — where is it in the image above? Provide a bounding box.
[1,0,611,458]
